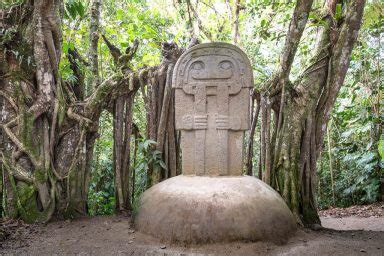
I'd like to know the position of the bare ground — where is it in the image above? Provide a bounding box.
[1,205,383,256]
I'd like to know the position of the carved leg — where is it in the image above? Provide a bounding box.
[217,127,228,175]
[194,129,206,175]
[194,87,207,175]
[216,86,229,175]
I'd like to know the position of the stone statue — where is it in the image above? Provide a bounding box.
[173,43,252,175]
[136,43,296,244]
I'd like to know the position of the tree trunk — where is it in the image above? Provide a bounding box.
[246,98,260,176]
[0,0,180,222]
[254,0,365,224]
[0,0,92,221]
[88,0,101,95]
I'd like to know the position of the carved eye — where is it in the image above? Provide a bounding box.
[219,61,233,70]
[191,61,205,70]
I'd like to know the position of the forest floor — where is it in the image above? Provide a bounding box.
[1,203,383,256]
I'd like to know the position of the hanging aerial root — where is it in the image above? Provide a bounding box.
[246,99,260,176]
[0,91,18,112]
[0,124,40,167]
[156,63,175,152]
[0,153,34,184]
[67,107,97,131]
[1,152,56,223]
[65,128,87,209]
[1,156,28,218]
[49,99,59,155]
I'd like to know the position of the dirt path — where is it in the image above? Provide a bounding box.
[1,214,383,256]
[319,203,384,232]
[321,216,384,231]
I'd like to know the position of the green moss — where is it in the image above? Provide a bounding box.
[2,160,51,223]
[15,181,54,223]
[57,83,67,127]
[131,194,142,221]
[86,73,123,113]
[5,171,27,219]
[34,168,47,183]
[15,82,39,157]
[61,195,88,220]
[61,202,76,219]
[302,205,320,225]
[16,182,43,223]
[17,183,35,204]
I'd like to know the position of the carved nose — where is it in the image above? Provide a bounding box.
[210,69,226,78]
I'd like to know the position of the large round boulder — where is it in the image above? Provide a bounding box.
[136,175,296,244]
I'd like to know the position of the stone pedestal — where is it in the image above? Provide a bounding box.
[136,175,296,244]
[136,43,296,243]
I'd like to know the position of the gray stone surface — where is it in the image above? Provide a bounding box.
[136,43,297,244]
[136,175,296,243]
[172,42,252,176]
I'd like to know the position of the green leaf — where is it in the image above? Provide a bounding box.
[153,149,161,154]
[158,160,167,170]
[341,129,354,138]
[379,138,384,161]
[116,9,125,20]
[260,19,267,27]
[143,139,157,150]
[75,1,85,18]
[335,4,342,20]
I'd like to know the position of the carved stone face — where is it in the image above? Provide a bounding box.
[188,56,236,82]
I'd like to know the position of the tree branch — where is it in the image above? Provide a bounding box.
[315,0,366,151]
[186,0,213,40]
[265,0,314,94]
[232,0,241,44]
[68,48,85,100]
[102,34,121,65]
[88,0,101,95]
